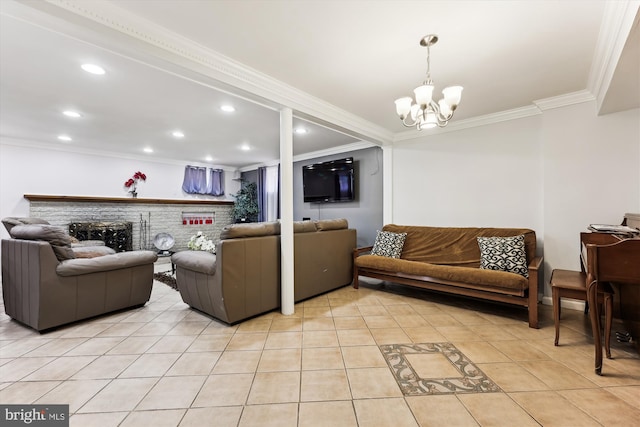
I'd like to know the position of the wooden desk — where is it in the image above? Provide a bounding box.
[580,232,640,375]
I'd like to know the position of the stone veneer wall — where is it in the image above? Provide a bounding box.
[29,199,233,252]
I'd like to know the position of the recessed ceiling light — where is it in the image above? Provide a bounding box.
[205,156,213,162]
[172,130,185,138]
[220,105,235,113]
[294,127,308,134]
[57,135,72,141]
[81,63,106,75]
[63,110,82,118]
[143,147,153,153]
[240,144,251,151]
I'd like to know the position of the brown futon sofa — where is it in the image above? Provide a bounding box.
[353,224,542,328]
[171,219,356,324]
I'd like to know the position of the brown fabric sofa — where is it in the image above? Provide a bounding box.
[1,223,158,331]
[171,219,356,324]
[353,224,543,328]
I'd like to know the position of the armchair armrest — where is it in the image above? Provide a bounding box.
[56,250,158,276]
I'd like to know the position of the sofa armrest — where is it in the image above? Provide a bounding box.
[354,246,373,257]
[56,250,158,276]
[526,255,543,328]
[352,246,374,289]
[172,250,216,275]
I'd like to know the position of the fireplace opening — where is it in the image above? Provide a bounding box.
[69,221,133,252]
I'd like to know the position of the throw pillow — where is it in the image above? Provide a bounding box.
[477,235,528,278]
[371,230,407,259]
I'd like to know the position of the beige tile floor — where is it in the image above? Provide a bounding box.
[1,277,639,427]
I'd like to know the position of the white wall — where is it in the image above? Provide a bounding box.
[390,102,640,299]
[542,103,640,295]
[392,116,543,231]
[0,140,239,240]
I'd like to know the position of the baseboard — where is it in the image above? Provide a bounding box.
[541,295,585,311]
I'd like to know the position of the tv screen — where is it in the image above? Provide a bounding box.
[303,157,355,203]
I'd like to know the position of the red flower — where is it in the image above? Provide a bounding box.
[124,178,135,187]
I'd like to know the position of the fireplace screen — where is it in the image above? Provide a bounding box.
[69,221,133,252]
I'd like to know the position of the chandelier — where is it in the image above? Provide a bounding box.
[394,35,463,130]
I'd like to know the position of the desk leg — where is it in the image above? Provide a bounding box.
[587,277,603,375]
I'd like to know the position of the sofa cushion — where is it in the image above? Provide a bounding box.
[315,218,348,231]
[382,224,536,268]
[220,221,280,240]
[371,230,407,259]
[477,234,528,278]
[72,246,116,258]
[171,250,217,275]
[2,217,50,233]
[293,221,317,233]
[9,224,76,261]
[56,250,158,276]
[355,254,528,295]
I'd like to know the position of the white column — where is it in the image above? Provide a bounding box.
[382,144,394,225]
[280,108,295,315]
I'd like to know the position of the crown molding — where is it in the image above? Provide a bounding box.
[0,136,237,171]
[239,140,379,171]
[587,0,640,113]
[23,0,394,146]
[393,105,541,144]
[533,90,595,111]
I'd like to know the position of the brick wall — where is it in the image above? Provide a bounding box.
[30,200,233,252]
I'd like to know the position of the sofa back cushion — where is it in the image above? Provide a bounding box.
[220,221,281,240]
[293,221,317,233]
[382,224,536,268]
[315,218,348,231]
[2,217,50,233]
[9,224,76,261]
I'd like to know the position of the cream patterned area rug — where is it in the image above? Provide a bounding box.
[380,342,501,395]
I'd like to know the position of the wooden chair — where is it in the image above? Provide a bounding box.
[585,239,640,375]
[551,269,613,358]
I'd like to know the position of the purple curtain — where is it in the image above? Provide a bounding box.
[207,169,224,196]
[182,166,224,195]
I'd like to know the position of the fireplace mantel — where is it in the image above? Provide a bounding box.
[24,194,233,205]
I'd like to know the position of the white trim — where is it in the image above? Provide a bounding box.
[0,137,235,171]
[239,140,378,171]
[393,105,541,144]
[533,90,595,111]
[541,295,586,312]
[587,0,640,113]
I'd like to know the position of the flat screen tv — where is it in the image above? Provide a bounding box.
[303,157,355,203]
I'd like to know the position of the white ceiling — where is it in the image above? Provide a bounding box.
[0,0,638,169]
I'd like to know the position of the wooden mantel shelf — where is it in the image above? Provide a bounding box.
[24,194,233,205]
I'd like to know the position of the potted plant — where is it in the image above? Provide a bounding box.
[232,180,259,223]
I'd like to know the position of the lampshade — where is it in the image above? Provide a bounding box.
[414,84,434,107]
[394,97,413,117]
[442,86,463,107]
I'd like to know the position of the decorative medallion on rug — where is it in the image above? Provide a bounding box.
[380,342,501,395]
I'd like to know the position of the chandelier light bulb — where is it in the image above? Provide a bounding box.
[394,34,463,130]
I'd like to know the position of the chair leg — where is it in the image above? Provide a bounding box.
[604,293,612,359]
[552,287,560,346]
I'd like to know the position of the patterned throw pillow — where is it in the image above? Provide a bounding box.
[477,235,528,278]
[371,230,407,259]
